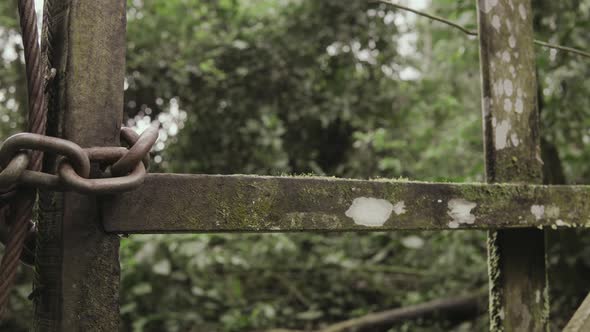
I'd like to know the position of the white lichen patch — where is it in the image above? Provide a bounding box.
[447,199,477,227]
[555,219,567,227]
[492,15,501,31]
[482,0,499,13]
[345,197,393,227]
[535,289,541,303]
[483,97,491,115]
[509,65,516,77]
[503,98,512,112]
[495,120,511,150]
[510,133,520,147]
[518,3,527,20]
[509,35,516,48]
[531,205,544,220]
[514,97,524,114]
[545,205,560,218]
[392,201,406,215]
[503,79,513,96]
[502,50,511,62]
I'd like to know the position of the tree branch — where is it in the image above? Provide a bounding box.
[318,290,487,332]
[373,0,590,59]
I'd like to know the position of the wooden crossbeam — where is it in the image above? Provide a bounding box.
[101,174,590,233]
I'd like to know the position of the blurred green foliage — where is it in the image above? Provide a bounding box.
[0,0,589,331]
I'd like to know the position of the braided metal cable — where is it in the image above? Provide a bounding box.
[0,0,46,317]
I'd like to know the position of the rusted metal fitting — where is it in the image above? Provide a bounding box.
[112,122,159,176]
[58,147,147,194]
[0,153,29,189]
[0,123,159,195]
[0,133,91,190]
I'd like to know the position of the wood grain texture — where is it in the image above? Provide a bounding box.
[476,0,548,330]
[101,174,590,233]
[34,0,125,330]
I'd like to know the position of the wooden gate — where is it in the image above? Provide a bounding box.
[29,0,589,330]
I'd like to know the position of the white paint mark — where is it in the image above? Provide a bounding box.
[502,50,511,62]
[510,133,520,147]
[503,98,512,112]
[437,199,442,203]
[492,15,501,31]
[495,120,511,150]
[515,98,524,114]
[392,201,406,215]
[531,205,545,220]
[503,79,513,96]
[447,199,477,227]
[345,197,393,227]
[518,4,527,20]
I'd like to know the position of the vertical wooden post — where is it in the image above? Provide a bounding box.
[477,0,548,331]
[34,0,126,330]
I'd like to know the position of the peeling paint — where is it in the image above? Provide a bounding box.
[392,201,406,215]
[531,205,544,220]
[447,198,477,227]
[345,197,393,227]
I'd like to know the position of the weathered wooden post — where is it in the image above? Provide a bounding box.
[477,0,548,330]
[34,0,125,330]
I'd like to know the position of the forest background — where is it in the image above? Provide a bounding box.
[0,0,589,331]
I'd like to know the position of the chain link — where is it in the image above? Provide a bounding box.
[0,121,159,195]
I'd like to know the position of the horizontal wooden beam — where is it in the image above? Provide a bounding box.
[101,174,590,233]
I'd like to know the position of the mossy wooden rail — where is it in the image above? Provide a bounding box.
[31,0,589,330]
[102,174,590,233]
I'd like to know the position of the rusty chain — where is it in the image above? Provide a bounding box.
[0,122,159,316]
[0,0,160,319]
[0,122,159,195]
